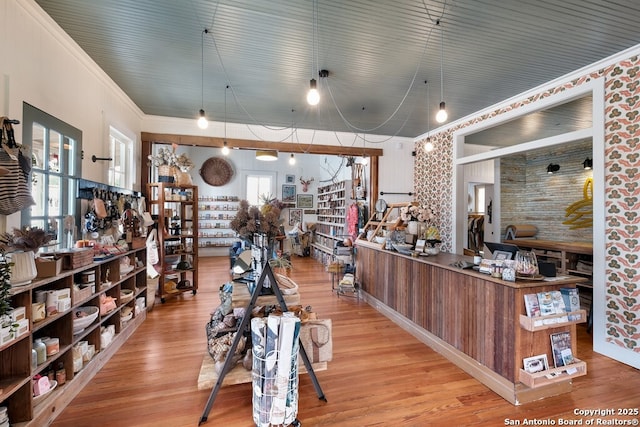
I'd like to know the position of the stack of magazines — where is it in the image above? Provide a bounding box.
[251,313,301,427]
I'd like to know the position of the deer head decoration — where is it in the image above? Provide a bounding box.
[300,177,314,192]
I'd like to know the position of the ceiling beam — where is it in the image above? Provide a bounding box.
[140,132,383,157]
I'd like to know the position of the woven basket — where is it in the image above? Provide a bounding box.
[158,164,174,183]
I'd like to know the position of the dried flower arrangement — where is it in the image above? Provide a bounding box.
[147,146,194,171]
[0,226,53,253]
[230,199,283,243]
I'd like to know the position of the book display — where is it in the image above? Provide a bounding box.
[197,196,240,249]
[311,180,352,266]
[518,288,587,389]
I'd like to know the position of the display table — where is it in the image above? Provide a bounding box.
[355,240,588,405]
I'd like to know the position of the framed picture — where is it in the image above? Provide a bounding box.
[303,209,317,215]
[523,354,549,373]
[297,194,313,209]
[285,174,295,184]
[289,208,302,226]
[493,250,513,261]
[282,184,296,203]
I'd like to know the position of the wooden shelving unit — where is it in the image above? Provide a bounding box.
[0,248,147,426]
[146,183,199,303]
[311,180,352,265]
[356,202,412,249]
[197,196,240,248]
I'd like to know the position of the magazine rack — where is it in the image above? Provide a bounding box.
[198,262,327,425]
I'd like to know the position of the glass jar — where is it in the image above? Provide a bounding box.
[515,251,539,277]
[34,338,47,365]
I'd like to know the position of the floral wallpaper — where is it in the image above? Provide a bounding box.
[415,55,640,354]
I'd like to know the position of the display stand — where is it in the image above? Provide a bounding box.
[198,262,327,425]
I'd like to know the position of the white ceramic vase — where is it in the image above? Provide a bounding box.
[406,221,419,235]
[6,251,37,286]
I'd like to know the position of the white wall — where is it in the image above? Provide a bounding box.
[0,1,144,230]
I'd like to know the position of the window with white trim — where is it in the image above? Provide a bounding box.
[108,127,133,188]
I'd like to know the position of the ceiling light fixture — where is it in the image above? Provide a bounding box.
[435,19,448,124]
[424,80,434,152]
[289,109,296,165]
[306,0,321,106]
[256,150,278,161]
[197,29,209,129]
[547,163,560,174]
[361,106,369,165]
[222,85,230,155]
[583,157,592,170]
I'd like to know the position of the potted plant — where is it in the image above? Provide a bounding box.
[147,145,194,184]
[269,254,293,276]
[0,226,53,286]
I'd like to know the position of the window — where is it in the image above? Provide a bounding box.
[108,127,133,188]
[245,172,276,206]
[22,103,82,248]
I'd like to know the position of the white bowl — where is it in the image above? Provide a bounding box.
[73,306,99,334]
[374,236,386,244]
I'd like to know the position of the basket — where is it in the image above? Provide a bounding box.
[158,164,175,183]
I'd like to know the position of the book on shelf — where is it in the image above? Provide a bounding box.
[560,348,575,366]
[523,293,541,317]
[550,290,566,314]
[560,287,581,312]
[550,331,572,368]
[537,291,555,316]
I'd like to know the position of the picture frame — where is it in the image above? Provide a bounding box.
[523,354,549,373]
[303,209,317,215]
[297,194,313,209]
[285,174,295,184]
[282,184,296,203]
[289,208,302,226]
[493,250,513,261]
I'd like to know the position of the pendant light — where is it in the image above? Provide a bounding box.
[221,85,230,155]
[197,29,209,129]
[435,20,448,124]
[307,0,320,105]
[289,109,296,165]
[424,80,434,152]
[256,150,278,161]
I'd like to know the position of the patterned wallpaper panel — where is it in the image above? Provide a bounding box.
[415,55,640,354]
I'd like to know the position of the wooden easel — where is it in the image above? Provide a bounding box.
[198,262,327,425]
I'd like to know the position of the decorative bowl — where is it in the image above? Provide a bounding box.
[120,289,134,304]
[392,243,413,253]
[73,306,99,334]
[374,236,386,244]
[424,246,440,256]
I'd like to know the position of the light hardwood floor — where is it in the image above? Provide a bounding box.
[52,256,640,427]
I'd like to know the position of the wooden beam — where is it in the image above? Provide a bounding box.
[140,132,383,157]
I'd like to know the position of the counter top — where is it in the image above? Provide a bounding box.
[503,239,592,255]
[357,239,587,289]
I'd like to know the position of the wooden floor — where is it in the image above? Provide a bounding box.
[52,256,640,427]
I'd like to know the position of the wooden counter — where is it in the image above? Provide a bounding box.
[355,242,588,405]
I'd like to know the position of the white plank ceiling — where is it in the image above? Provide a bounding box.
[34,0,640,140]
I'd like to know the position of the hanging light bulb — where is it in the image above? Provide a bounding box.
[289,153,296,165]
[424,137,434,152]
[435,20,448,124]
[197,109,208,129]
[197,29,209,129]
[307,79,320,105]
[424,80,434,152]
[221,141,229,155]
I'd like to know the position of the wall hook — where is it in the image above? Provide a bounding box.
[92,155,113,162]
